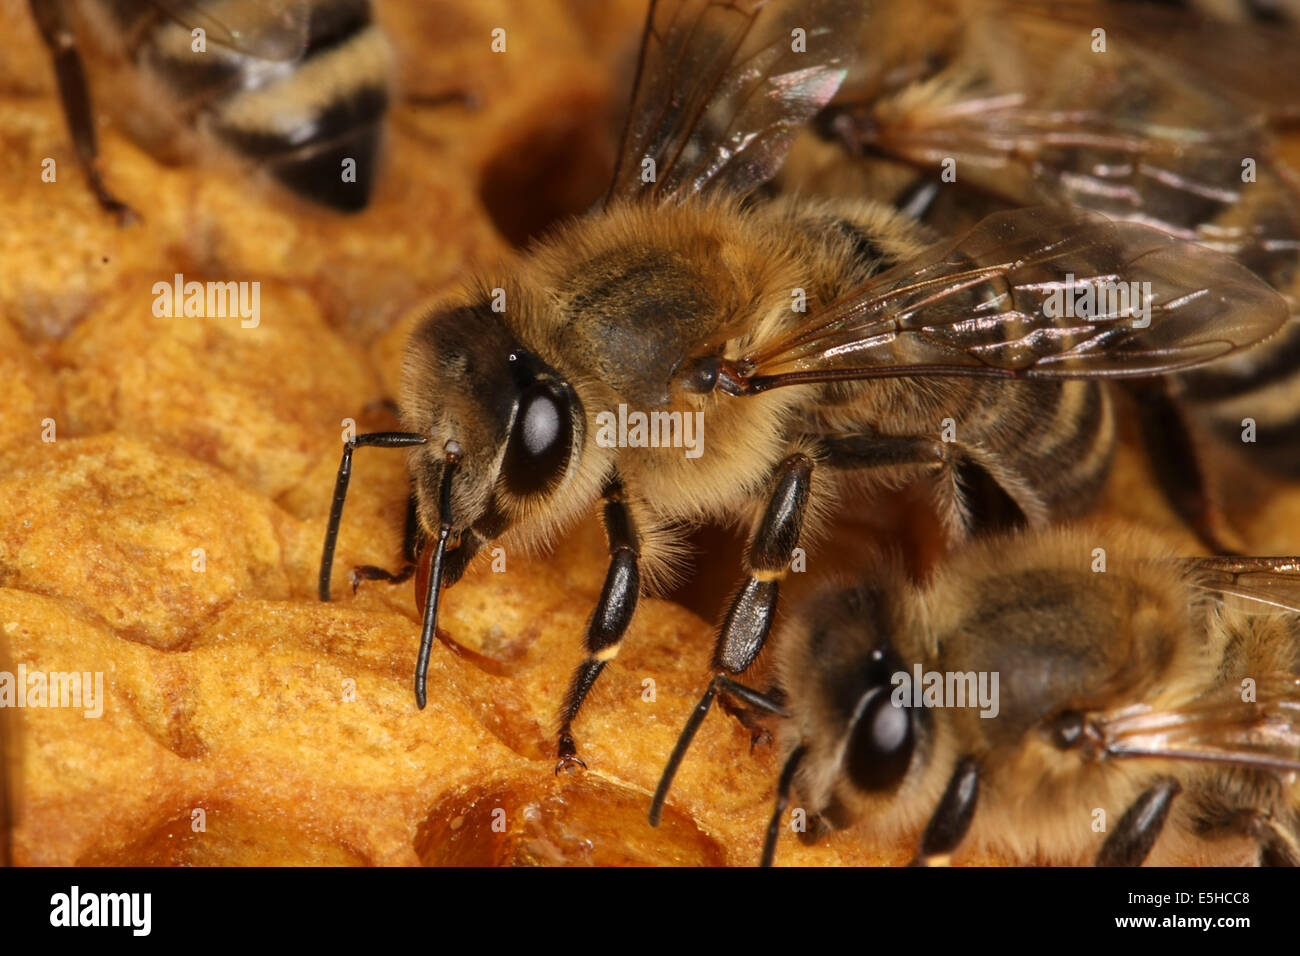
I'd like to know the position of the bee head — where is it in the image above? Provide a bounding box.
[814,587,918,795]
[772,584,924,836]
[401,301,586,547]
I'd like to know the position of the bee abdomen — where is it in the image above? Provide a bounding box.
[136,0,392,211]
[1179,322,1300,476]
[829,218,900,277]
[968,379,1115,520]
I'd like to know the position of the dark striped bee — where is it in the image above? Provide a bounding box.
[806,0,1300,532]
[708,526,1300,867]
[318,0,1287,772]
[29,0,392,217]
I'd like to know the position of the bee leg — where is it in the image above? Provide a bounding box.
[1128,382,1245,554]
[1243,812,1300,866]
[712,453,815,677]
[319,432,429,602]
[1096,778,1182,866]
[760,744,808,867]
[820,433,1030,539]
[718,685,787,751]
[910,756,981,867]
[28,0,137,224]
[651,675,787,827]
[556,477,641,774]
[648,454,813,819]
[348,493,423,592]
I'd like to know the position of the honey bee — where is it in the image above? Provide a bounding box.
[694,526,1300,866]
[809,0,1300,510]
[318,0,1287,772]
[29,0,393,217]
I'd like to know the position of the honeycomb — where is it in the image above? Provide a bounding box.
[2,0,1298,867]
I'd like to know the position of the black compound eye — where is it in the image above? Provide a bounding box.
[502,380,573,496]
[845,687,914,792]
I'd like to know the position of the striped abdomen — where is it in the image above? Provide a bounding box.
[936,376,1116,526]
[1177,319,1300,477]
[96,0,391,211]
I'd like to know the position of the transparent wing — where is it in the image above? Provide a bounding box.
[1095,684,1300,775]
[606,0,862,205]
[823,1,1297,246]
[1035,0,1300,124]
[716,206,1289,394]
[149,0,310,61]
[1183,556,1300,615]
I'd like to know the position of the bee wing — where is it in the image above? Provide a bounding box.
[828,1,1294,239]
[1032,0,1300,124]
[148,0,310,61]
[606,0,861,206]
[1183,556,1300,615]
[1097,685,1300,775]
[721,206,1288,394]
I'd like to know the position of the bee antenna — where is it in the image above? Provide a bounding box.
[414,441,463,709]
[761,745,807,867]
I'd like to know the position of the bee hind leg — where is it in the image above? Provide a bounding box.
[710,452,814,676]
[649,453,814,819]
[555,476,642,774]
[1096,778,1182,866]
[717,686,787,751]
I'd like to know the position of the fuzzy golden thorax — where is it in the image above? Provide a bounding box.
[400,197,841,570]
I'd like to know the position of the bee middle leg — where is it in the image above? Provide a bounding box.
[910,757,982,867]
[555,476,642,773]
[1096,778,1182,866]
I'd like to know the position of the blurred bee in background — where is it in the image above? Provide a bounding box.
[29,0,393,217]
[700,527,1300,866]
[318,0,1287,772]
[802,0,1300,533]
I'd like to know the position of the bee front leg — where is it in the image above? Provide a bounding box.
[555,477,641,774]
[910,757,981,866]
[1096,779,1182,866]
[28,0,137,223]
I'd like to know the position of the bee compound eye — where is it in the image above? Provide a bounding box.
[501,380,574,496]
[845,687,914,792]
